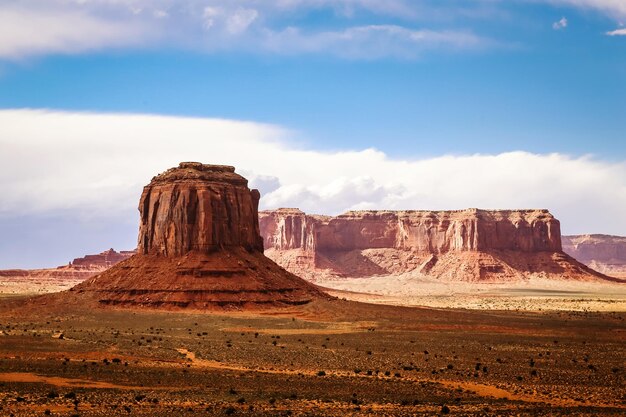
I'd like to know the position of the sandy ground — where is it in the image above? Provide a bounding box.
[318,274,626,311]
[0,300,624,416]
[0,277,84,296]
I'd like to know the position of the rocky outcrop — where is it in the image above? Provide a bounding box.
[70,248,135,269]
[563,235,626,278]
[0,249,134,295]
[138,162,263,256]
[261,208,562,253]
[260,209,612,282]
[63,163,325,310]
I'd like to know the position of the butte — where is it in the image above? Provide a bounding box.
[38,162,327,311]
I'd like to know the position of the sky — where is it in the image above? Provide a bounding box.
[0,0,625,268]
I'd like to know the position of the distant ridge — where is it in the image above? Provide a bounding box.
[260,209,619,283]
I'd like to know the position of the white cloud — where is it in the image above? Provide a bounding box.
[544,0,626,18]
[1,109,625,236]
[552,17,568,29]
[203,7,220,29]
[0,5,152,59]
[261,25,487,58]
[2,0,626,61]
[606,28,626,35]
[271,0,417,17]
[0,1,490,60]
[226,8,259,34]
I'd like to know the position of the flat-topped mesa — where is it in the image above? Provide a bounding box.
[259,208,613,283]
[260,208,562,254]
[70,248,135,269]
[139,162,263,256]
[51,163,327,310]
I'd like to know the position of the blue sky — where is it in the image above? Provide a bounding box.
[0,0,625,267]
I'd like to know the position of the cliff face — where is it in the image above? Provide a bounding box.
[70,248,135,269]
[261,209,561,253]
[260,209,609,282]
[138,162,263,256]
[66,163,325,310]
[563,235,626,278]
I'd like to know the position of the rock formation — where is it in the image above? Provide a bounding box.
[0,249,134,295]
[70,248,135,269]
[563,235,626,278]
[138,163,263,256]
[260,208,615,282]
[62,163,325,310]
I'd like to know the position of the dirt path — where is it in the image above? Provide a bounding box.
[3,350,618,410]
[176,348,622,409]
[0,372,166,390]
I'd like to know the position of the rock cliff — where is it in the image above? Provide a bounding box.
[63,163,325,310]
[70,248,135,269]
[260,208,611,282]
[138,162,263,256]
[563,235,626,278]
[261,208,562,252]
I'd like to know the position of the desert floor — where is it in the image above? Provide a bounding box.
[318,275,626,312]
[0,298,624,416]
[0,278,85,298]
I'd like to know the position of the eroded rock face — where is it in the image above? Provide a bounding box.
[62,163,325,310]
[138,162,263,256]
[261,208,561,253]
[259,208,611,282]
[70,248,135,269]
[563,235,626,278]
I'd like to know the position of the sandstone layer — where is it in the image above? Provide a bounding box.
[563,235,626,278]
[69,248,135,269]
[260,209,614,283]
[61,163,325,310]
[138,163,263,256]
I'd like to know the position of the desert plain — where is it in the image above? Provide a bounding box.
[0,298,625,416]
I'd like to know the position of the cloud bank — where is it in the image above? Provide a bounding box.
[1,109,625,237]
[0,5,152,60]
[1,0,624,60]
[0,1,489,60]
[547,0,626,18]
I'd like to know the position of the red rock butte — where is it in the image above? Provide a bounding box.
[138,162,263,256]
[260,208,616,282]
[54,163,326,310]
